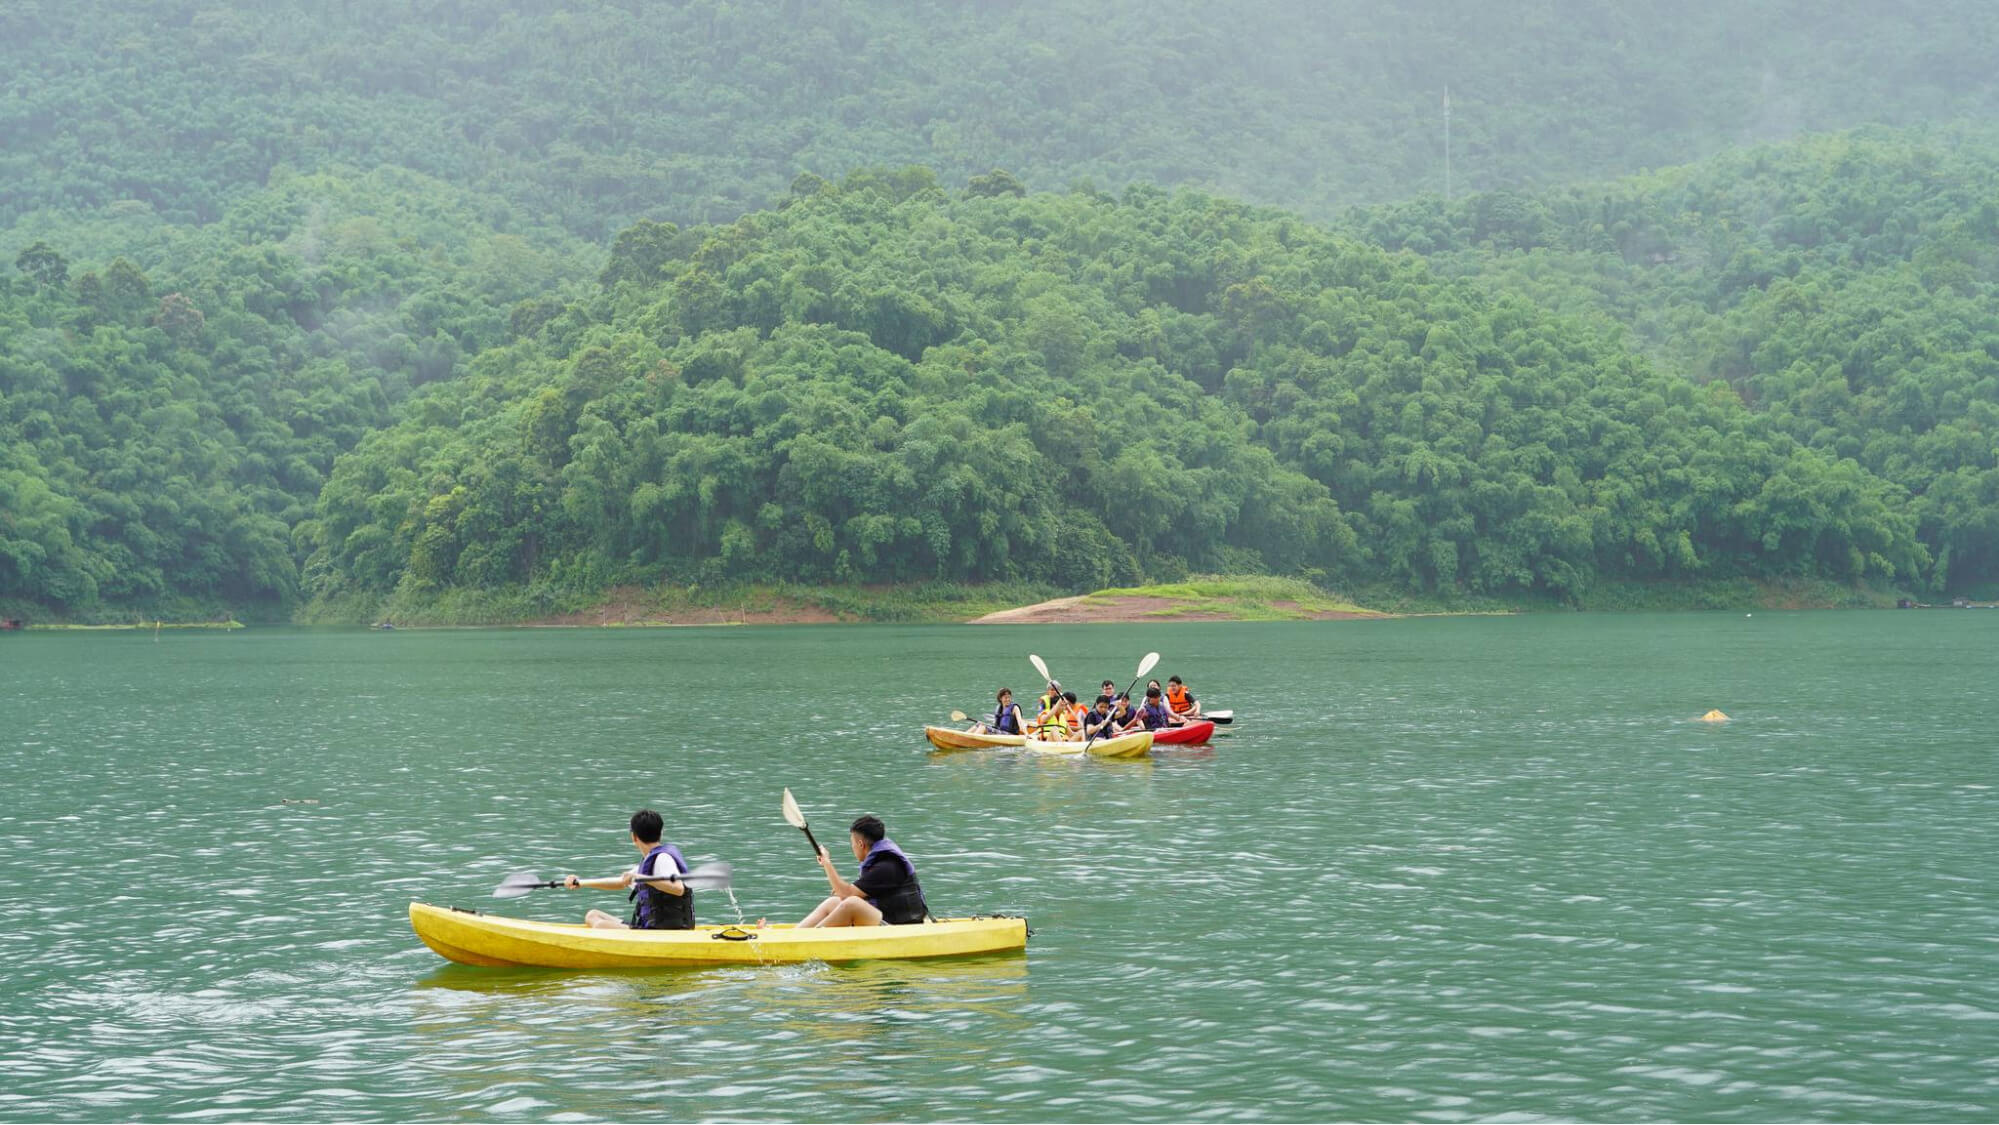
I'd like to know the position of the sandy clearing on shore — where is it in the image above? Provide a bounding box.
[970,594,1385,624]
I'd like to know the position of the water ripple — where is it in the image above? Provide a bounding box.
[1,617,1995,1120]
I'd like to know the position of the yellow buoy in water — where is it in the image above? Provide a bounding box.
[1699,709,1730,722]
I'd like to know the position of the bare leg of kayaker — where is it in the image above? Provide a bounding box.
[584,908,627,930]
[796,831,890,927]
[798,894,883,928]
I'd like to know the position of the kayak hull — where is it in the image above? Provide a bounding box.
[409,902,1027,968]
[1151,720,1216,745]
[1022,731,1155,758]
[924,725,1026,751]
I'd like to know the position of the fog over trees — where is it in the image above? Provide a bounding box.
[3,1,1995,616]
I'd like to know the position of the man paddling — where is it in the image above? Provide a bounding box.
[1165,675,1203,720]
[562,809,695,930]
[1033,687,1075,738]
[798,815,931,927]
[1136,684,1183,729]
[1081,696,1120,740]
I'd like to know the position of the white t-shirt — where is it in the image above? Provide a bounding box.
[629,849,685,885]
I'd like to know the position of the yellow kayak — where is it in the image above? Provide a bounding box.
[408,902,1028,968]
[923,725,1027,751]
[1022,730,1154,758]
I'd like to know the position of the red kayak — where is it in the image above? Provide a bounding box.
[1151,720,1216,745]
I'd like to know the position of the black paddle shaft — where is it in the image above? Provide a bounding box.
[1086,653,1159,752]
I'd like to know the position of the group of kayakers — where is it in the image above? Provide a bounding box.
[968,674,1203,741]
[558,672,1207,934]
[562,807,928,932]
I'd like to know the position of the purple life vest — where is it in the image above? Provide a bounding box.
[858,838,929,924]
[991,703,1022,734]
[629,843,693,929]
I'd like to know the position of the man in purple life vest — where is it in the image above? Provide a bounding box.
[797,814,932,927]
[561,808,694,930]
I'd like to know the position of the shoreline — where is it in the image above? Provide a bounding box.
[4,575,1925,630]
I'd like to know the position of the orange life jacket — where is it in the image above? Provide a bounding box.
[1167,684,1194,713]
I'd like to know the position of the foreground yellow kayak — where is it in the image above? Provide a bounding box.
[1022,730,1154,758]
[409,902,1028,968]
[923,725,1027,751]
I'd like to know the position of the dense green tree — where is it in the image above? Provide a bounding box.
[304,168,1949,605]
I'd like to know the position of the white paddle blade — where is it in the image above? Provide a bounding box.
[636,861,733,890]
[492,871,544,899]
[781,787,807,829]
[1028,653,1051,682]
[950,710,969,722]
[1135,651,1160,679]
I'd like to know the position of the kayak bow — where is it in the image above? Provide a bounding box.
[924,725,1027,751]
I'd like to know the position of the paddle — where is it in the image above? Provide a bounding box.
[949,710,969,722]
[1208,709,1234,725]
[1026,653,1068,736]
[1084,651,1160,753]
[491,861,734,899]
[781,787,824,863]
[1028,653,1053,683]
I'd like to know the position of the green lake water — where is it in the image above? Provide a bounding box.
[1,613,1994,1122]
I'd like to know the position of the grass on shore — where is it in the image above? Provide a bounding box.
[1082,576,1388,619]
[24,619,245,631]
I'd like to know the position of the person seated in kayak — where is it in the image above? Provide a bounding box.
[1034,680,1063,723]
[1080,697,1121,740]
[1166,675,1202,719]
[1136,685,1184,729]
[798,814,931,927]
[561,808,695,930]
[1033,689,1074,738]
[1097,679,1117,706]
[1065,691,1091,734]
[968,687,1024,735]
[1107,693,1141,734]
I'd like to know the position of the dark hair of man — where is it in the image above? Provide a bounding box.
[630,808,664,844]
[850,814,887,844]
[1116,693,1131,704]
[1168,675,1184,685]
[1062,691,1078,703]
[1145,686,1163,699]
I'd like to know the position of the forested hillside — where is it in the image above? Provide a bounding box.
[297,169,1940,608]
[5,0,1995,237]
[3,2,1996,619]
[1346,127,1999,592]
[0,168,590,613]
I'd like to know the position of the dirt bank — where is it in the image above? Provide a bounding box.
[970,593,1389,624]
[529,589,843,627]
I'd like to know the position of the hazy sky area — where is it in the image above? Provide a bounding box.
[4,0,1996,238]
